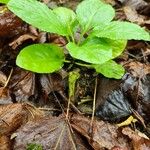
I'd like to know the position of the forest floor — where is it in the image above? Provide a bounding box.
[0,0,150,149]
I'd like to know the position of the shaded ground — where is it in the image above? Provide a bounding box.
[0,0,150,149]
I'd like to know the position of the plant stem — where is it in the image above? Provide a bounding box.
[65,59,91,68]
[74,62,91,68]
[66,36,70,43]
[64,60,71,63]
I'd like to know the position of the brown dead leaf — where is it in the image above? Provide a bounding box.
[122,127,150,150]
[9,34,37,49]
[119,0,147,10]
[123,6,145,24]
[124,61,150,77]
[40,73,65,95]
[0,136,12,150]
[0,87,12,105]
[13,115,90,150]
[9,68,36,102]
[0,103,43,136]
[0,6,27,38]
[0,103,27,136]
[71,114,130,150]
[0,71,7,86]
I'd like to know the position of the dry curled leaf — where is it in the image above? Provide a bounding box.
[9,34,37,49]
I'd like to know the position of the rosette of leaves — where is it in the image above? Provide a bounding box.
[6,0,150,79]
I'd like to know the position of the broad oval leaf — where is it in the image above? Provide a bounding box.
[93,60,125,79]
[83,37,127,58]
[76,0,115,32]
[53,7,77,36]
[7,0,69,36]
[16,44,65,73]
[66,42,112,64]
[94,21,150,41]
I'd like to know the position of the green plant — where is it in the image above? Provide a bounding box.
[26,143,42,150]
[0,0,9,4]
[7,0,150,79]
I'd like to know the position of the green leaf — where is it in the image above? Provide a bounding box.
[0,0,9,4]
[76,0,115,32]
[53,7,77,36]
[93,60,125,79]
[94,21,150,41]
[16,44,65,73]
[97,38,127,58]
[7,0,69,36]
[83,37,127,58]
[66,41,112,64]
[27,143,42,150]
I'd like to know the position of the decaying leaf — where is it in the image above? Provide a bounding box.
[0,71,7,86]
[95,76,132,121]
[0,6,27,38]
[123,6,145,24]
[9,34,37,49]
[125,61,150,77]
[0,103,27,136]
[40,73,65,96]
[71,114,130,149]
[0,87,12,105]
[0,103,43,136]
[9,68,36,102]
[13,115,90,150]
[0,135,12,150]
[122,127,150,150]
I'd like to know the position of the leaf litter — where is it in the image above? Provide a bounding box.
[0,0,150,149]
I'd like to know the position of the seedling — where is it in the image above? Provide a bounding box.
[6,0,150,79]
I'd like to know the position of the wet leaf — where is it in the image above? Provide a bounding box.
[76,0,115,31]
[94,21,150,41]
[16,44,65,73]
[13,115,89,150]
[95,75,133,121]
